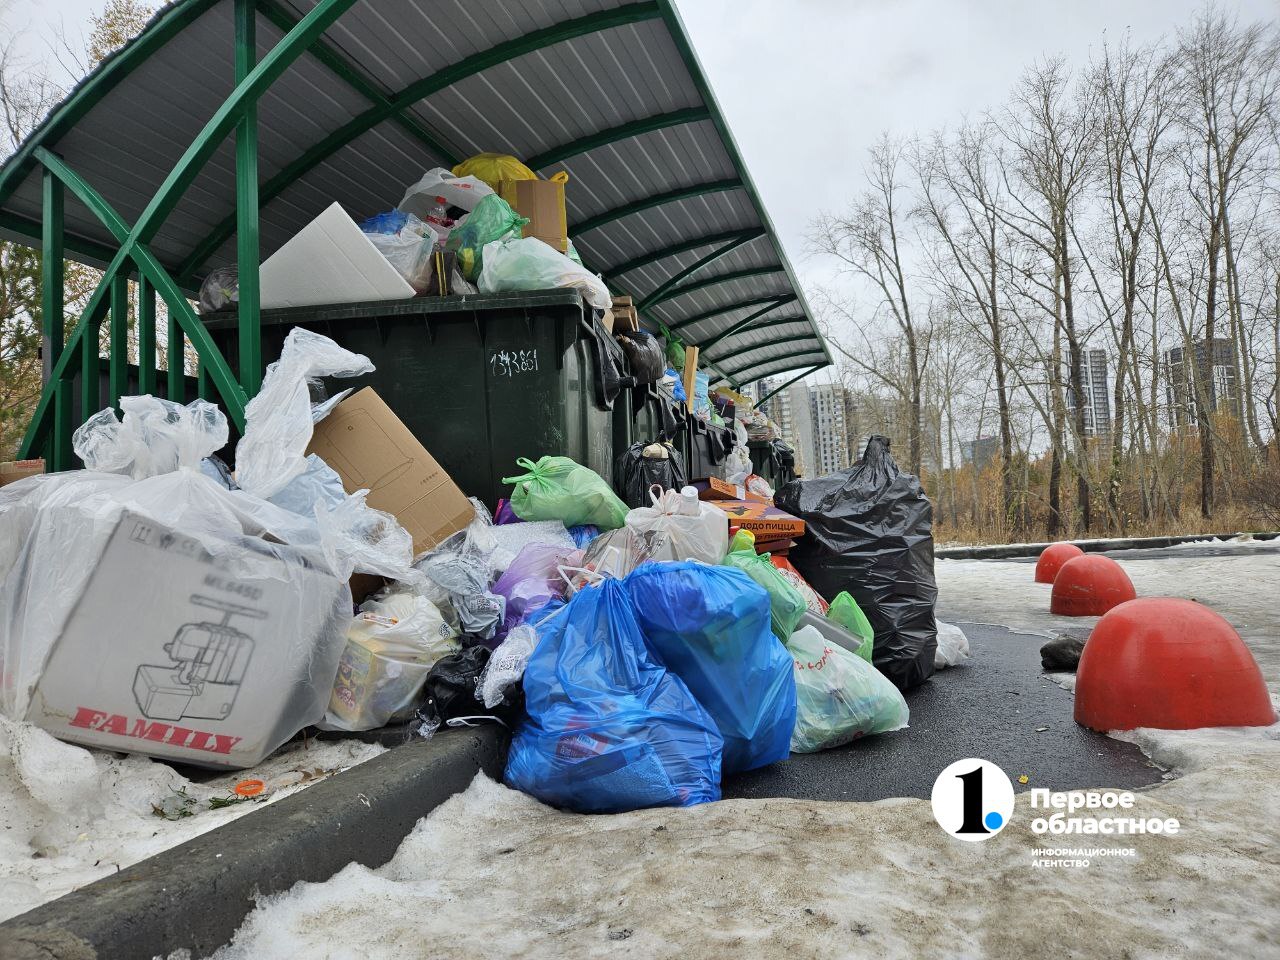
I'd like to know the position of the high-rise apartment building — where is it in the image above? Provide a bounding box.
[1164,338,1241,428]
[1064,348,1111,437]
[809,383,852,475]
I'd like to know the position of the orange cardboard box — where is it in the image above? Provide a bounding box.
[711,499,805,539]
[0,459,44,487]
[694,476,770,504]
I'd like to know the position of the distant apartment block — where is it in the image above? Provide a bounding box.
[1164,338,1241,428]
[1064,348,1111,438]
[960,436,1001,471]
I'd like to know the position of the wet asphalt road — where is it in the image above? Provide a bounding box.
[721,620,1164,803]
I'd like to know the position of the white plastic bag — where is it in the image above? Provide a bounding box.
[786,624,909,753]
[477,623,537,709]
[400,167,493,215]
[934,620,971,669]
[234,327,374,501]
[326,588,460,731]
[478,235,611,311]
[624,486,728,565]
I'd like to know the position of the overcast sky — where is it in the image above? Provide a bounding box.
[5,0,1276,386]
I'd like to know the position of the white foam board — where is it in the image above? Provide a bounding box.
[260,202,415,308]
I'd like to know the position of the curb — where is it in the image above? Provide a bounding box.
[935,531,1279,561]
[0,725,509,960]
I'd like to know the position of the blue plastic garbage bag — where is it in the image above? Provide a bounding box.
[504,579,723,813]
[624,562,796,774]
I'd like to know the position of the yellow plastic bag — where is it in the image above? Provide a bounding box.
[452,153,537,192]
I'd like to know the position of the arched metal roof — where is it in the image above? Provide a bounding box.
[0,0,828,388]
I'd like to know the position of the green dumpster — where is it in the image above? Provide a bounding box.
[204,290,625,509]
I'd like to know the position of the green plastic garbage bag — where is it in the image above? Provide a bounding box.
[665,335,686,372]
[827,591,874,662]
[503,456,629,530]
[723,547,807,641]
[786,623,909,753]
[446,194,528,282]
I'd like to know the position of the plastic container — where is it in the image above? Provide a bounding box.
[205,290,624,507]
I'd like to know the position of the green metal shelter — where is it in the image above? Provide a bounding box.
[0,0,829,469]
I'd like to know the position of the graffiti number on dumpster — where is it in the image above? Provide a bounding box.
[490,349,539,378]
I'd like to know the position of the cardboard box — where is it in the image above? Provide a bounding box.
[0,459,44,487]
[498,179,568,253]
[26,510,348,769]
[600,307,615,334]
[308,387,473,556]
[260,201,415,308]
[693,476,770,504]
[710,499,806,539]
[610,295,640,334]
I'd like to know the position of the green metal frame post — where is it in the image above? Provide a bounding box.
[137,277,156,394]
[235,0,261,395]
[41,168,68,468]
[168,312,185,402]
[108,273,129,406]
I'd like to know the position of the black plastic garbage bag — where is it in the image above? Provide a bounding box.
[419,644,523,731]
[617,329,665,384]
[776,435,937,690]
[615,440,687,508]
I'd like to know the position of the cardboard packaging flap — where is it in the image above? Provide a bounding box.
[308,387,473,555]
[259,202,415,308]
[693,476,770,504]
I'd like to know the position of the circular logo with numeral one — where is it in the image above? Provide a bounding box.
[931,758,1015,842]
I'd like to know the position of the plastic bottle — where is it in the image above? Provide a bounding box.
[422,195,454,242]
[677,486,701,517]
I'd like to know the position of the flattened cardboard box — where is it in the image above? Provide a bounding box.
[0,459,43,487]
[710,499,806,539]
[27,511,347,768]
[308,387,473,556]
[693,476,770,504]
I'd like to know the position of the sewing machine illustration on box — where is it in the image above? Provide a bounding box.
[132,595,266,722]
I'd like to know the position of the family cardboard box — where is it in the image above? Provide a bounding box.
[25,510,348,768]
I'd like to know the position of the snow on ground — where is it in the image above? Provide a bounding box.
[200,547,1280,960]
[0,726,384,922]
[935,545,1280,678]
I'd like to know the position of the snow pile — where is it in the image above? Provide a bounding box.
[208,707,1280,960]
[0,720,384,922]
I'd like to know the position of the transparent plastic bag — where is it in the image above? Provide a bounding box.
[624,486,727,565]
[360,210,436,291]
[234,327,374,501]
[564,526,654,596]
[326,588,460,731]
[445,194,528,282]
[786,623,909,753]
[477,623,537,709]
[478,235,611,311]
[414,551,505,642]
[74,395,227,479]
[935,620,971,669]
[198,265,239,314]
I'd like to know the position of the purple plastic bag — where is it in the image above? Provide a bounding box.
[492,541,577,637]
[494,498,521,525]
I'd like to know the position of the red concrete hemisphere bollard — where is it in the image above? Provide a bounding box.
[1075,597,1277,731]
[1035,542,1085,583]
[1049,554,1136,616]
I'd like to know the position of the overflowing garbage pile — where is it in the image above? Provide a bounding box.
[0,148,971,817]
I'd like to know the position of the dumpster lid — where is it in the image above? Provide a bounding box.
[0,0,829,389]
